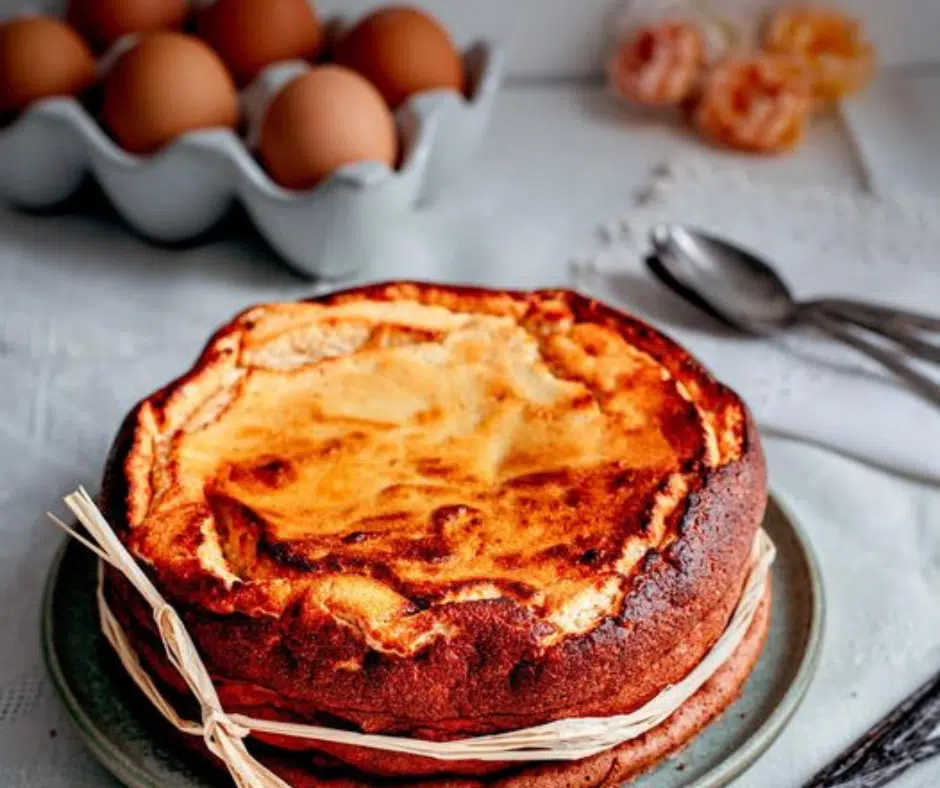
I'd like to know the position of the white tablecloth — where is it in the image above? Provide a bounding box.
[0,85,937,786]
[576,156,940,482]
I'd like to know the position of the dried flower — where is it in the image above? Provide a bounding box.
[762,3,875,102]
[608,19,706,107]
[694,54,813,153]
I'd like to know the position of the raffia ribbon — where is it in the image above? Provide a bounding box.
[50,487,775,787]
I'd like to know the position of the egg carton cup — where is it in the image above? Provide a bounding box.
[0,41,504,278]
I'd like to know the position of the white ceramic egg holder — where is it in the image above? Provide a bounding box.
[0,41,504,278]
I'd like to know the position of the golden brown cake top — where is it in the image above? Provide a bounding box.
[120,284,746,655]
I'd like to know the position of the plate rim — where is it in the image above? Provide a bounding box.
[685,490,827,788]
[41,539,168,788]
[41,490,826,788]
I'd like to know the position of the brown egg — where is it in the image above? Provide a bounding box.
[102,32,239,154]
[334,6,464,109]
[67,0,188,50]
[259,66,397,190]
[0,16,96,116]
[197,0,324,86]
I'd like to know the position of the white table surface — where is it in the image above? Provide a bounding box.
[0,85,937,786]
[5,0,940,76]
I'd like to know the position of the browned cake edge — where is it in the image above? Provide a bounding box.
[107,583,772,788]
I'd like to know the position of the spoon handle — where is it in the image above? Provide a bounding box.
[810,298,940,333]
[805,312,940,408]
[809,306,940,366]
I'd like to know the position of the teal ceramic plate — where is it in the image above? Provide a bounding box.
[42,494,824,788]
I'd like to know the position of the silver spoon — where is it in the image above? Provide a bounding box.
[647,223,940,407]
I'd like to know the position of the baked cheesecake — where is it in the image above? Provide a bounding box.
[100,282,769,785]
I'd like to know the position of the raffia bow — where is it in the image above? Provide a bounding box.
[50,487,775,787]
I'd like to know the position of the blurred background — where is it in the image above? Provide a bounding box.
[3,0,939,74]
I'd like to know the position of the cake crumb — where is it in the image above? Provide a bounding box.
[676,763,687,772]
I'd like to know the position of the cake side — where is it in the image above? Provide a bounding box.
[103,577,772,784]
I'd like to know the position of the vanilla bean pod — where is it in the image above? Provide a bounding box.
[802,670,940,787]
[817,738,940,788]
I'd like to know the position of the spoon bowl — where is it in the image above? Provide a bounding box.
[649,223,800,335]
